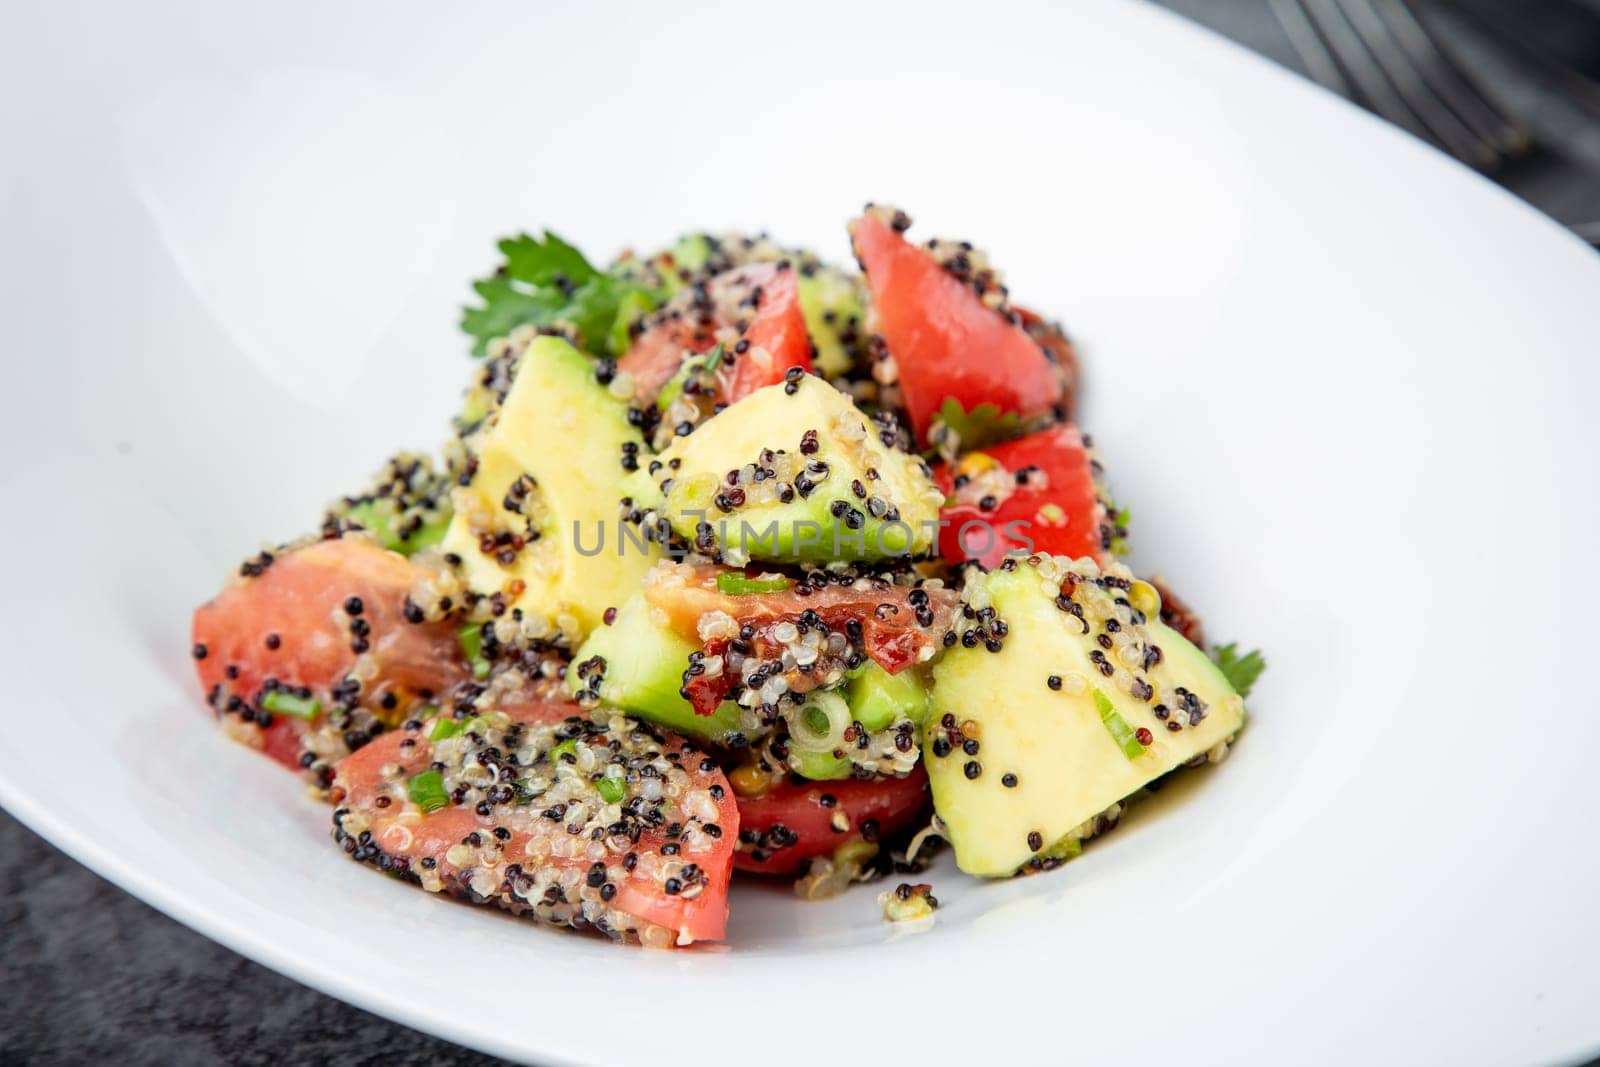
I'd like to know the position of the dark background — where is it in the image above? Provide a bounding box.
[4,2,1596,1064]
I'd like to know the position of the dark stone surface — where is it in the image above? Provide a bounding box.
[2,4,1594,1065]
[0,813,505,1066]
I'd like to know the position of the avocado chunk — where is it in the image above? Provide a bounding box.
[848,660,929,731]
[347,500,451,556]
[625,376,942,564]
[795,267,867,379]
[925,556,1246,877]
[567,592,745,745]
[442,332,659,644]
[328,451,455,557]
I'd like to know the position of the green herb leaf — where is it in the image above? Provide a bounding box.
[1093,688,1146,760]
[1211,644,1266,699]
[460,273,567,355]
[928,398,1023,454]
[461,231,661,357]
[498,231,598,287]
[715,570,793,596]
[407,770,450,813]
[260,690,321,720]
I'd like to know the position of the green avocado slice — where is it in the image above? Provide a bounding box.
[441,334,660,644]
[568,591,744,746]
[925,556,1246,877]
[625,376,942,564]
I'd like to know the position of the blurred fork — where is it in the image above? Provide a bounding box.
[1269,0,1535,171]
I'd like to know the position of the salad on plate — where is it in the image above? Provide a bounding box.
[189,205,1264,948]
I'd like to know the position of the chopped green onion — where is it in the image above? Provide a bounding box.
[595,775,627,805]
[407,770,450,813]
[549,739,579,762]
[716,572,793,595]
[458,623,491,680]
[1093,689,1145,761]
[260,690,321,720]
[429,716,465,741]
[801,704,832,737]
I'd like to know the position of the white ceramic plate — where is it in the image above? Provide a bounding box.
[4,1,1598,1063]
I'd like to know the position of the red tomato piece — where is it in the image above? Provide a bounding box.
[733,770,931,875]
[850,209,1066,446]
[1150,577,1207,648]
[1013,305,1080,421]
[932,425,1108,570]
[192,536,467,771]
[618,261,814,404]
[332,700,740,945]
[642,563,957,716]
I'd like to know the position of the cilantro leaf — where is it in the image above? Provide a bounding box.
[927,398,1023,456]
[497,231,597,288]
[1211,644,1266,699]
[460,231,660,357]
[460,274,567,354]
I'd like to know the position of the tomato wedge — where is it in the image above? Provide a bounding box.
[849,208,1066,446]
[931,425,1109,570]
[619,261,814,405]
[332,700,739,946]
[192,536,468,772]
[1014,305,1080,421]
[642,563,957,716]
[733,769,931,875]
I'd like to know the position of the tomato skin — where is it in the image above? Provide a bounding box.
[1150,577,1207,648]
[1013,305,1079,421]
[333,700,740,944]
[643,563,957,716]
[619,262,814,404]
[192,536,468,770]
[931,425,1106,571]
[733,769,930,875]
[850,211,1064,445]
[719,264,812,398]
